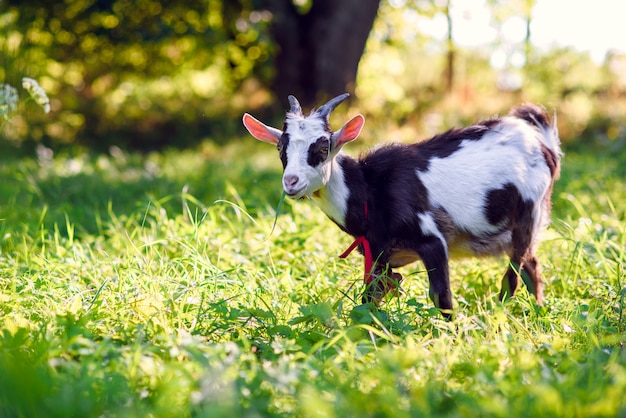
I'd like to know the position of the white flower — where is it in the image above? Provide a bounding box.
[0,83,19,117]
[22,77,50,114]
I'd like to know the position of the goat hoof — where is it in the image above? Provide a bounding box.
[361,292,382,307]
[361,271,405,305]
[387,272,404,297]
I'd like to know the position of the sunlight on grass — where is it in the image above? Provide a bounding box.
[1,142,625,416]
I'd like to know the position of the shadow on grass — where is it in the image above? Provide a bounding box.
[0,141,287,237]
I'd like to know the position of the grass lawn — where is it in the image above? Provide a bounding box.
[0,138,625,417]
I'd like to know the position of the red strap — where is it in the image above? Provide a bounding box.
[338,202,374,284]
[339,236,374,284]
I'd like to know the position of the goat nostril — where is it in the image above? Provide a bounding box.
[284,175,299,188]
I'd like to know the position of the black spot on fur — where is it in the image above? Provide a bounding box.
[484,183,534,229]
[485,184,518,226]
[307,137,330,167]
[278,133,289,168]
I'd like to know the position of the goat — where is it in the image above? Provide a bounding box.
[243,94,561,317]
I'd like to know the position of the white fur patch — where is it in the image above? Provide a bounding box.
[313,155,350,226]
[417,118,552,235]
[417,212,448,257]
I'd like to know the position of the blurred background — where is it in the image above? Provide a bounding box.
[1,0,625,152]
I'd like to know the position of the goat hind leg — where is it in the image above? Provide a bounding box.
[500,250,543,305]
[520,253,544,305]
[500,206,545,304]
[500,258,520,301]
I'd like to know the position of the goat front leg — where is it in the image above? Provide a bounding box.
[361,263,404,306]
[419,240,453,319]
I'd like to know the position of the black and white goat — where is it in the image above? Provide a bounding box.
[243,94,561,317]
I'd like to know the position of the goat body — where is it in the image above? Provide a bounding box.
[243,94,561,317]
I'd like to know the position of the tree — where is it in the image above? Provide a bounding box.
[489,0,537,69]
[443,0,455,92]
[521,0,536,67]
[1,0,380,147]
[261,0,380,108]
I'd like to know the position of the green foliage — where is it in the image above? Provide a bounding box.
[357,5,626,145]
[1,0,273,147]
[3,1,626,150]
[2,2,624,413]
[1,77,50,132]
[1,140,625,416]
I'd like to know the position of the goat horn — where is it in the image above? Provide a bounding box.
[317,93,350,119]
[287,95,303,115]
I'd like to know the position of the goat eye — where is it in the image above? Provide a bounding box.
[318,138,330,156]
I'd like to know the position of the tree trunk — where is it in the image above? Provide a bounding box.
[265,0,380,108]
[444,0,455,92]
[523,0,535,68]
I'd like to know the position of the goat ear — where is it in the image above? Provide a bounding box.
[242,113,282,145]
[333,114,365,148]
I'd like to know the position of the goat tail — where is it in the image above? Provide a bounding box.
[510,104,562,172]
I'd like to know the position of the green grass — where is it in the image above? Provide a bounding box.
[0,139,625,417]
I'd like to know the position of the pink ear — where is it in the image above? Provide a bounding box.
[242,113,282,144]
[334,114,365,147]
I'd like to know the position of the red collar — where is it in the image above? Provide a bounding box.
[339,202,374,284]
